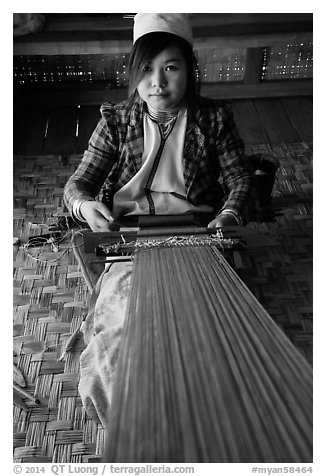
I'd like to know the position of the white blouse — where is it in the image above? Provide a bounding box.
[113,108,213,217]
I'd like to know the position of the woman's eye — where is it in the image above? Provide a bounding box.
[142,66,151,72]
[166,65,178,71]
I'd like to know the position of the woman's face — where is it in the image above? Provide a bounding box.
[137,45,188,111]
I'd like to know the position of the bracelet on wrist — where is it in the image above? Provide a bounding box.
[218,209,242,225]
[72,198,90,223]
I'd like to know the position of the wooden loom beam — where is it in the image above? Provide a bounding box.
[14,13,312,55]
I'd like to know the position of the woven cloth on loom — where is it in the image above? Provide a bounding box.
[103,244,312,463]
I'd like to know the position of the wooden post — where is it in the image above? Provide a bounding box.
[244,47,265,84]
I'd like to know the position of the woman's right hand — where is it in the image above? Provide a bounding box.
[80,201,118,232]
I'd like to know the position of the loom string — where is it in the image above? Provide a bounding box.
[177,247,267,461]
[160,248,214,461]
[201,250,299,458]
[192,246,309,459]
[162,244,262,460]
[155,249,201,461]
[166,245,310,462]
[212,248,313,413]
[174,246,272,461]
[195,246,312,458]
[166,246,242,461]
[213,246,312,373]
[154,250,188,459]
[105,241,312,463]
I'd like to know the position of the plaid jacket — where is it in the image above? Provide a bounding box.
[63,94,255,221]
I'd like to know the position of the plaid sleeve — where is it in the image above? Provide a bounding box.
[215,104,255,221]
[63,115,119,214]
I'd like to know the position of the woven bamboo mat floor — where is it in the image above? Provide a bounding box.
[13,142,313,463]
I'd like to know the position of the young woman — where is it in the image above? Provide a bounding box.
[63,13,269,427]
[64,13,256,232]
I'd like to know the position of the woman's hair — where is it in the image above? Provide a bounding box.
[128,32,200,100]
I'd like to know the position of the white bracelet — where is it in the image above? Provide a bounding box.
[72,199,89,223]
[218,209,242,225]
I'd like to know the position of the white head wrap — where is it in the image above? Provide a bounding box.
[133,13,193,47]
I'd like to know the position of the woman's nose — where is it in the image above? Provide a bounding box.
[151,70,167,88]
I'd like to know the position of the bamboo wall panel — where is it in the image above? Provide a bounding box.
[261,39,313,80]
[14,40,312,88]
[196,47,245,82]
[13,54,130,88]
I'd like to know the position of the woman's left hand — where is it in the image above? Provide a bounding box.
[208,214,239,228]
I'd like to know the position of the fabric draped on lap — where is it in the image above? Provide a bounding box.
[78,262,132,426]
